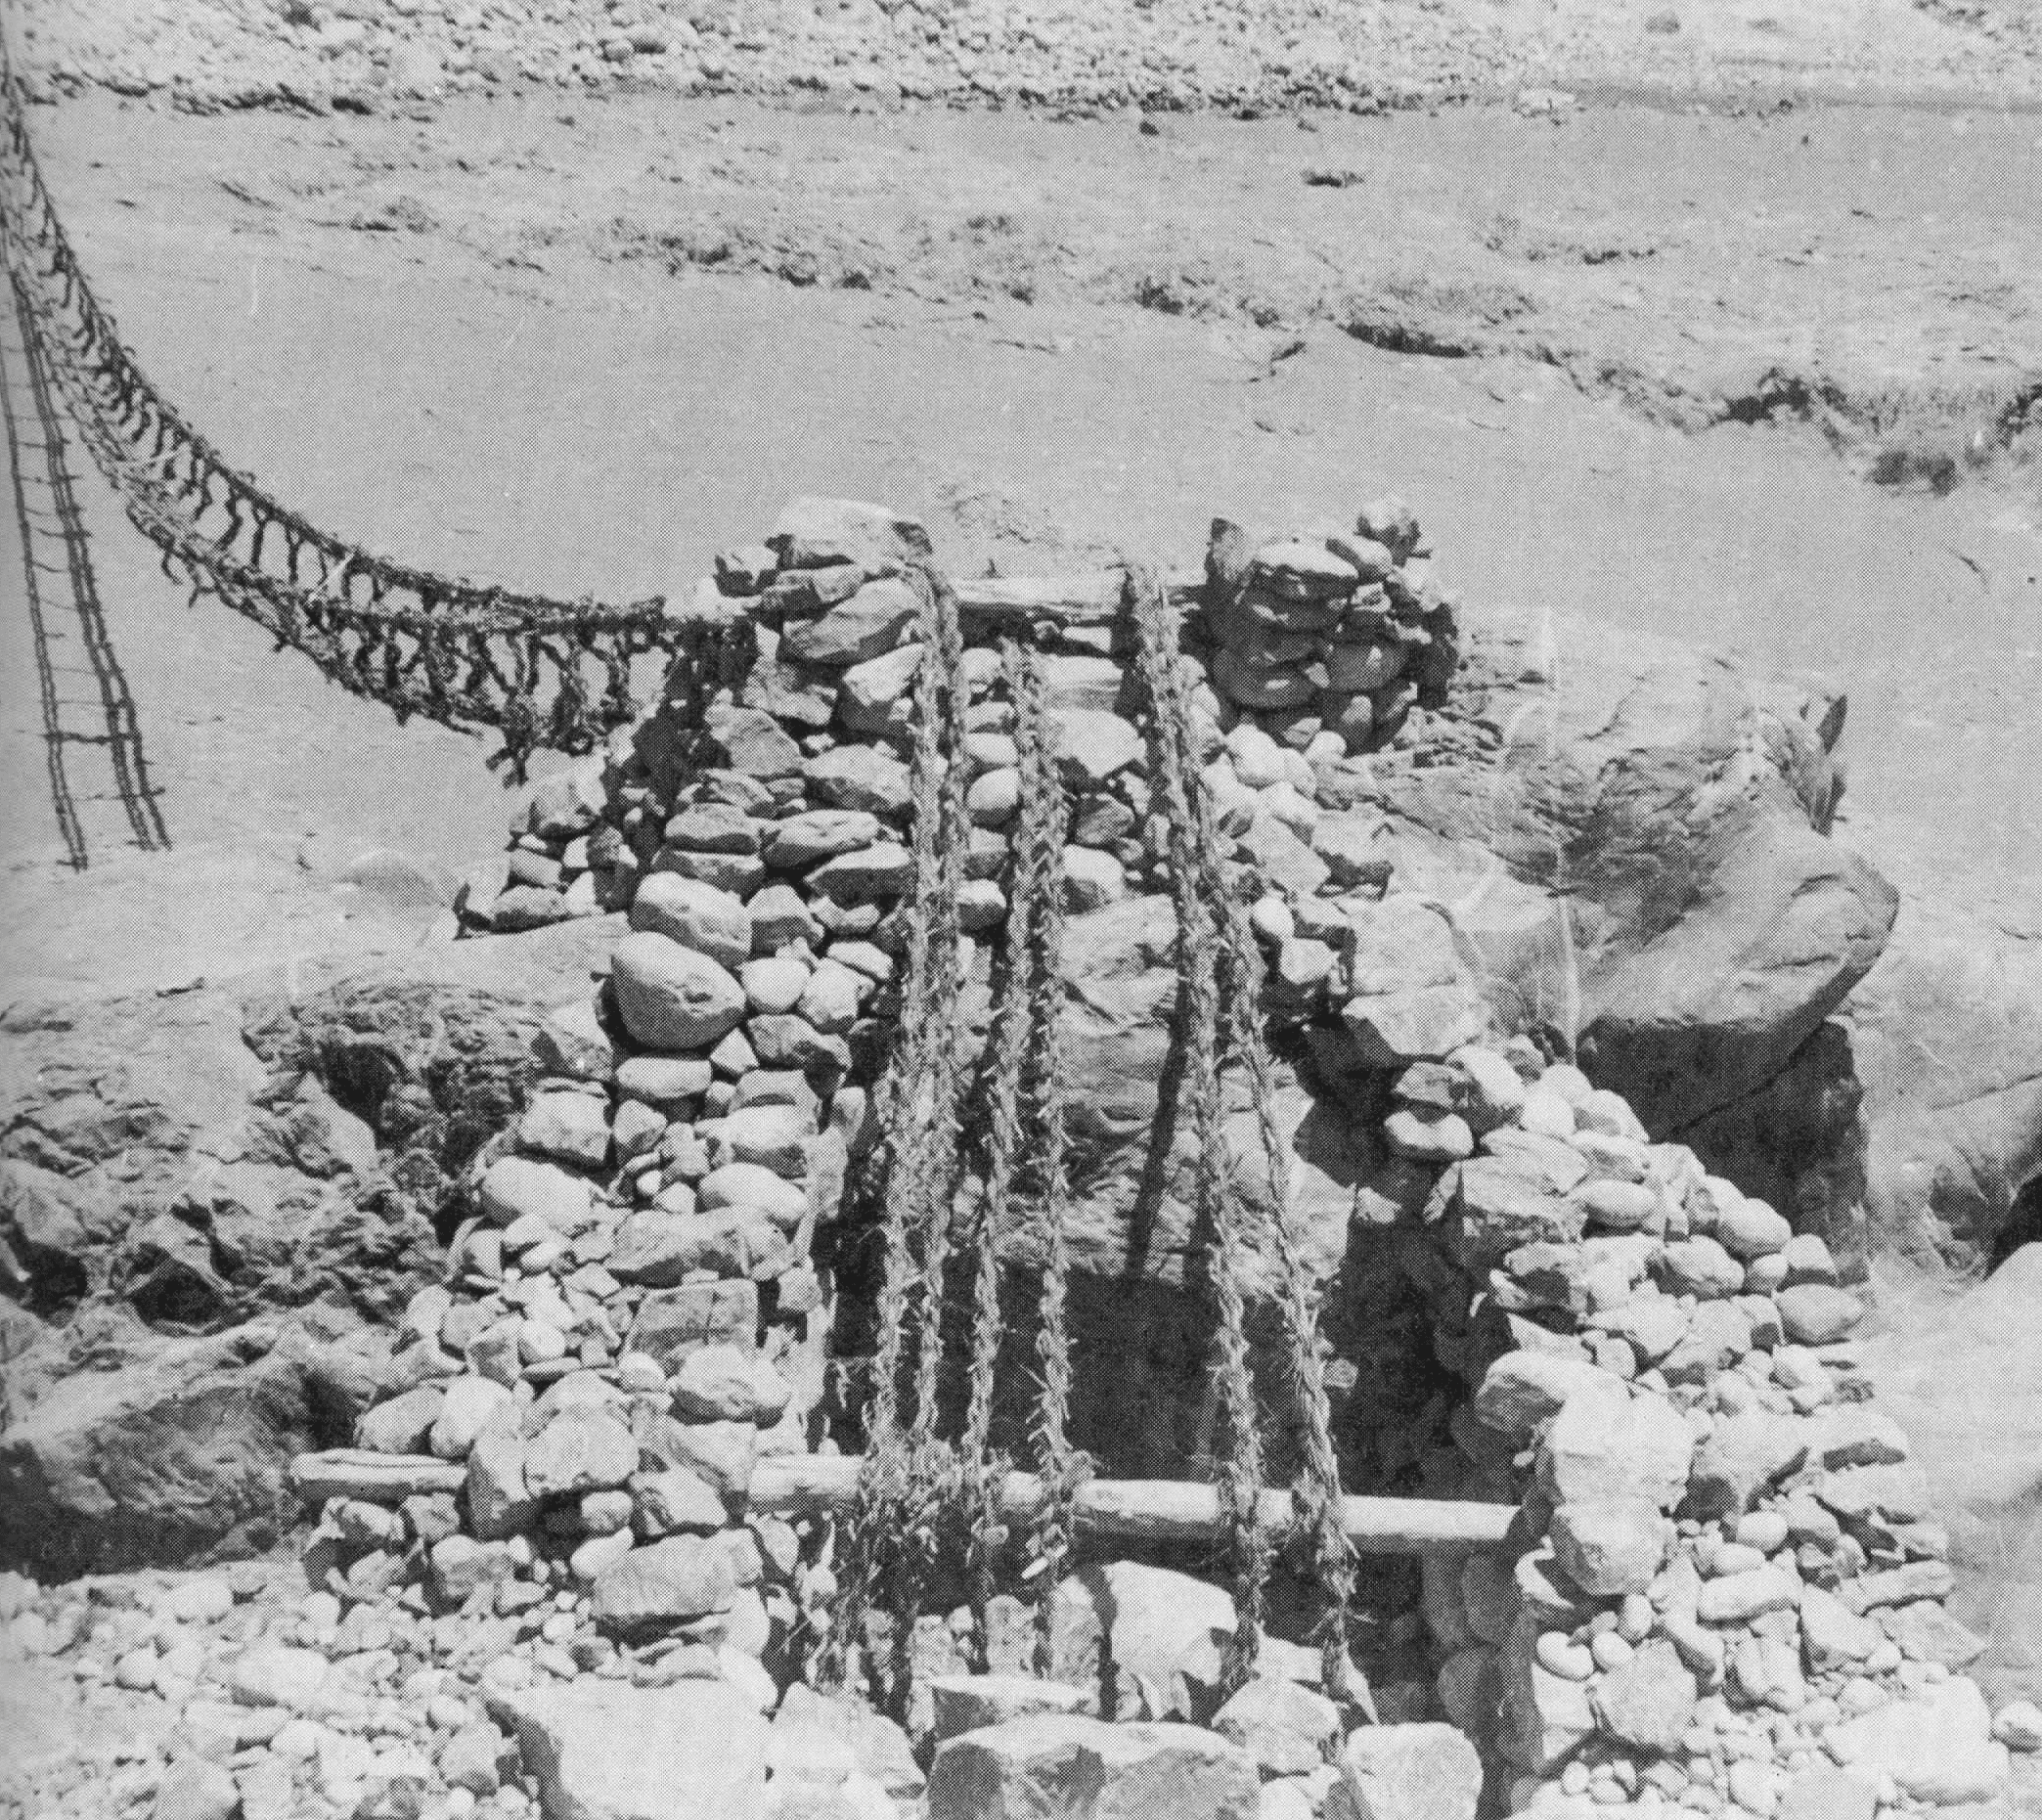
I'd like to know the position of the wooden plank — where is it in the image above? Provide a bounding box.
[950,568,1205,629]
[288,1449,1514,1551]
[745,1458,1514,1554]
[668,568,1205,635]
[289,1449,467,1505]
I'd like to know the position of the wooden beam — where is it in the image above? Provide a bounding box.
[290,1449,466,1505]
[949,568,1205,630]
[746,1457,1515,1554]
[669,568,1206,635]
[289,1449,1516,1554]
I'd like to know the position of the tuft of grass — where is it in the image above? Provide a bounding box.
[1868,440,1960,494]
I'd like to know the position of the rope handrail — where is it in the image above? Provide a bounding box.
[0,60,703,776]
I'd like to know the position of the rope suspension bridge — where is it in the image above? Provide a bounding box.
[0,51,687,839]
[8,58,1512,1720]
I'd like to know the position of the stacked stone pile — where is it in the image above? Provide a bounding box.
[0,1552,922,1820]
[1329,1042,2041,1814]
[462,490,1469,947]
[449,490,1499,1491]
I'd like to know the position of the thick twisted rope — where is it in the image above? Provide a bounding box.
[1134,566,1364,1706]
[1209,813,1363,1706]
[0,68,692,777]
[954,642,1043,1651]
[906,564,974,1452]
[1126,568,1269,1690]
[826,562,972,1706]
[1013,644,1086,1674]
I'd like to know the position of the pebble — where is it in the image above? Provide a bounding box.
[1250,896,1296,945]
[616,1352,667,1393]
[1995,1700,2042,1750]
[570,1530,636,1581]
[1537,1631,1596,1680]
[162,1579,236,1625]
[271,1717,326,1760]
[1226,723,1287,789]
[1590,1631,1634,1671]
[427,1694,472,1730]
[1618,1593,1655,1642]
[1520,1087,1576,1137]
[1733,1511,1791,1554]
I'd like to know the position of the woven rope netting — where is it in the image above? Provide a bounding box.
[0,63,700,777]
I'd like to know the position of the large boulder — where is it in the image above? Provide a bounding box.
[609,932,749,1051]
[1534,1377,1694,1511]
[1823,1675,2008,1804]
[1860,1244,2042,1708]
[0,1321,370,1576]
[1328,1723,1483,1820]
[486,1679,770,1820]
[240,913,631,1221]
[0,924,646,1570]
[1838,826,2042,1274]
[1046,1562,1238,1719]
[773,1686,924,1799]
[1370,610,1894,1133]
[944,893,1382,1481]
[589,1534,737,1635]
[1040,896,1364,1297]
[767,496,933,573]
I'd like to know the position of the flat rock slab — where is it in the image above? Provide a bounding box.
[1332,1722,1484,1820]
[928,1713,1259,1820]
[486,1679,770,1820]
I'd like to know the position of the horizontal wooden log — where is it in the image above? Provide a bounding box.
[289,1449,1515,1552]
[746,1458,1515,1554]
[290,1449,467,1505]
[950,569,1205,629]
[669,568,1205,634]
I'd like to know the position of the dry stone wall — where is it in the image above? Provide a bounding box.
[1370,1053,2024,1815]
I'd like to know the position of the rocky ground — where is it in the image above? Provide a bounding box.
[11,0,2042,116]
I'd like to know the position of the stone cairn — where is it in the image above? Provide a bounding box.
[25,496,2016,1820]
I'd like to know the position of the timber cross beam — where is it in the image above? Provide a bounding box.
[289,1450,1519,1555]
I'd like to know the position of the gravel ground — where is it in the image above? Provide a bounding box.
[11,0,2042,117]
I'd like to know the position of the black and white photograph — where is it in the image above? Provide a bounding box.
[1,2,2038,1816]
